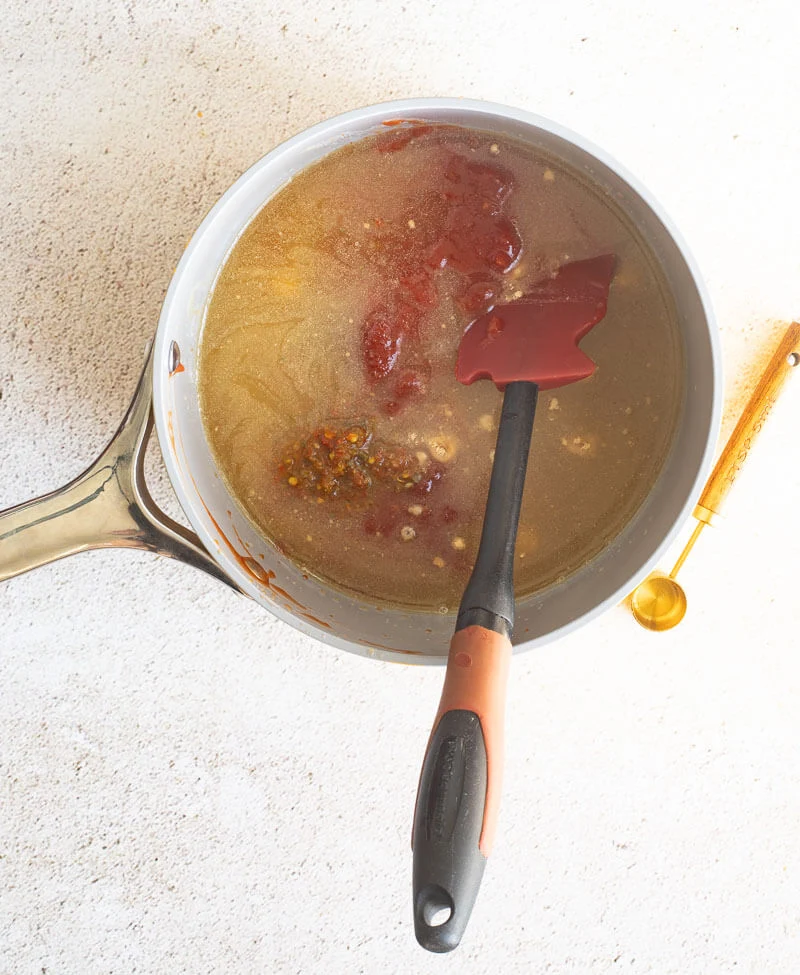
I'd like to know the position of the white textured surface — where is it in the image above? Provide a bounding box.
[2,1,800,972]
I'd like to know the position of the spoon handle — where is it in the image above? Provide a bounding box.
[695,322,800,525]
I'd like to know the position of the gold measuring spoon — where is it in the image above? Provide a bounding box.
[631,321,800,631]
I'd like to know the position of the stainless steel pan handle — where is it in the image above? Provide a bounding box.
[0,344,238,590]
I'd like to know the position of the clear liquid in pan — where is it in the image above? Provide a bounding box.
[198,125,683,611]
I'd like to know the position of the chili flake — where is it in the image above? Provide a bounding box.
[277,422,445,503]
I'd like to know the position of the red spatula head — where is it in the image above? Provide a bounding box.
[456,254,616,390]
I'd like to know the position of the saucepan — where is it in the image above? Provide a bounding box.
[0,96,721,938]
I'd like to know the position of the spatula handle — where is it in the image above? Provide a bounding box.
[457,381,539,633]
[412,381,537,952]
[412,625,512,953]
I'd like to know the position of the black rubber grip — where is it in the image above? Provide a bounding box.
[412,709,488,953]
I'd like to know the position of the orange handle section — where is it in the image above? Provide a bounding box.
[695,322,800,525]
[435,625,513,855]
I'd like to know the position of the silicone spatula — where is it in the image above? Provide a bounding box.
[412,254,616,952]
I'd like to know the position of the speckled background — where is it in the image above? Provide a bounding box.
[2,1,800,973]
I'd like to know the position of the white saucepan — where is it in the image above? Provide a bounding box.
[0,98,721,664]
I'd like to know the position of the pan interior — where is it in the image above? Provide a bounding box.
[154,101,718,663]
